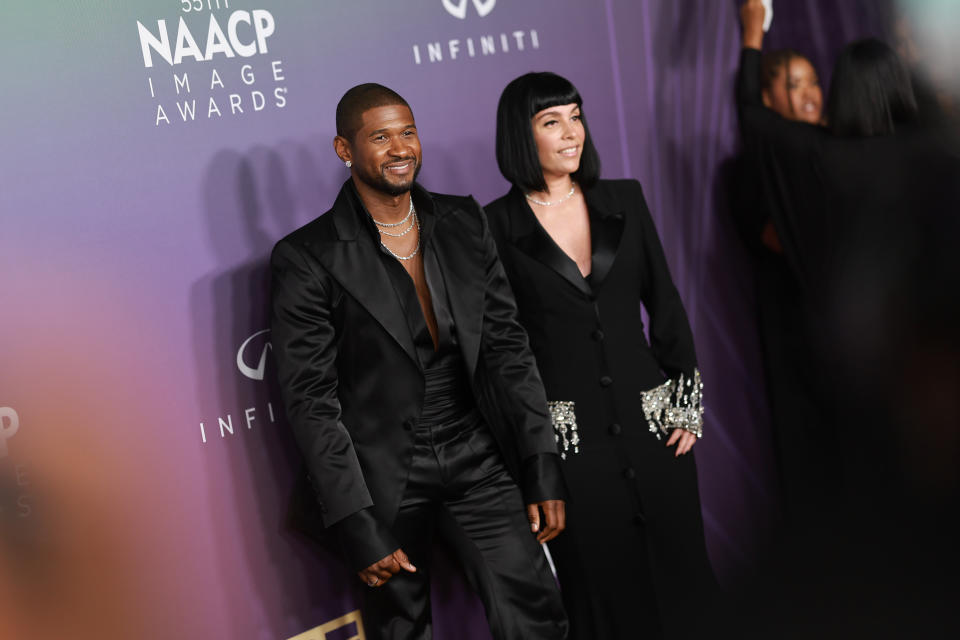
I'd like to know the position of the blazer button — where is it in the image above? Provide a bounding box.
[600,375,613,387]
[402,419,414,431]
[609,423,622,436]
[591,329,605,341]
[623,467,636,480]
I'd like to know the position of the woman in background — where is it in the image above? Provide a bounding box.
[737,0,922,294]
[759,48,823,125]
[729,2,960,633]
[739,0,960,523]
[738,0,928,515]
[485,72,717,640]
[730,42,826,522]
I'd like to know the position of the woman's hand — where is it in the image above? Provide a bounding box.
[741,0,766,51]
[666,428,698,457]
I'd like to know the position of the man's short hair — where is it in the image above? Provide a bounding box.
[336,83,411,142]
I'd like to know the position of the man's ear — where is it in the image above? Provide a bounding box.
[333,135,352,165]
[761,89,772,108]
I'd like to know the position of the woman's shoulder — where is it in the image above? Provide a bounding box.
[483,187,522,217]
[585,178,648,212]
[482,187,525,240]
[590,178,644,195]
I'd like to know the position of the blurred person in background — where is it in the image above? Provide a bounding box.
[485,71,719,640]
[758,48,823,126]
[729,41,827,524]
[892,8,960,138]
[729,1,960,635]
[0,427,186,639]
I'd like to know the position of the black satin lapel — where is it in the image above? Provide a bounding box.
[515,225,593,297]
[430,222,483,379]
[315,238,419,367]
[589,209,625,288]
[506,187,592,297]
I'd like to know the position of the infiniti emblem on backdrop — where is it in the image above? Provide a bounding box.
[237,329,272,381]
[442,0,496,20]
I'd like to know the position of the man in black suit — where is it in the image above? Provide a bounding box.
[270,84,568,640]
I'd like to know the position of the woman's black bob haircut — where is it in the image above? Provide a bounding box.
[826,38,918,138]
[495,72,601,192]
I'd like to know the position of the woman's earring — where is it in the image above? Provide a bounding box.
[345,160,352,168]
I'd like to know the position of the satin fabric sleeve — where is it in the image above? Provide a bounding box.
[472,198,566,502]
[270,239,399,567]
[333,507,401,572]
[631,181,699,380]
[521,453,566,503]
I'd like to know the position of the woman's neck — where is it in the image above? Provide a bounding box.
[528,173,574,201]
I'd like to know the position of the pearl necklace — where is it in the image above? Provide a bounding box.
[525,184,576,207]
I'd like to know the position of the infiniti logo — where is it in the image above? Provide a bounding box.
[201,330,278,445]
[442,0,496,19]
[413,0,536,66]
[237,329,272,381]
[0,406,20,458]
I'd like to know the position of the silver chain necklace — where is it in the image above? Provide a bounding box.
[380,206,421,261]
[372,198,414,227]
[378,211,418,238]
[525,184,576,207]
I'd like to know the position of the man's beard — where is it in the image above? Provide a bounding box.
[357,159,422,196]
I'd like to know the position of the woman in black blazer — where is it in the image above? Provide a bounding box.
[485,72,717,640]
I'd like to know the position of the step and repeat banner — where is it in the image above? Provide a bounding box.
[0,1,888,638]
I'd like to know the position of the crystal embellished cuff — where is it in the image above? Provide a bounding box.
[640,369,704,439]
[546,401,579,459]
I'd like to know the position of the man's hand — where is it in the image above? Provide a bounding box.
[526,499,565,544]
[357,548,417,588]
[741,0,766,51]
[666,428,698,457]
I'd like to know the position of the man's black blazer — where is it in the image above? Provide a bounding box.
[271,180,562,567]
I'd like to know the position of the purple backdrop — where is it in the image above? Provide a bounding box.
[0,1,891,638]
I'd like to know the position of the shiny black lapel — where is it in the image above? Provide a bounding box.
[584,184,625,289]
[508,185,625,295]
[429,198,483,380]
[311,181,418,366]
[508,188,593,297]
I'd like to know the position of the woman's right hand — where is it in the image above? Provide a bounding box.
[740,0,766,51]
